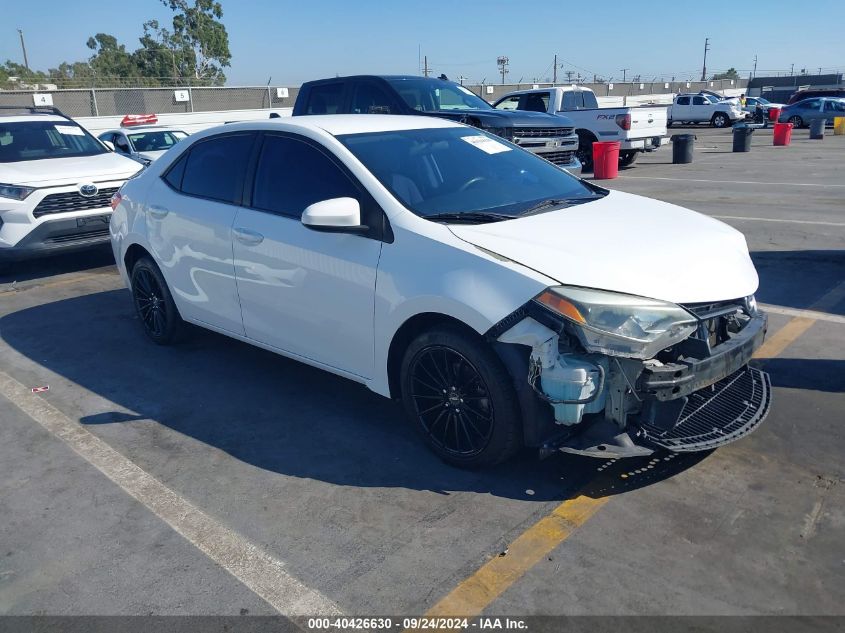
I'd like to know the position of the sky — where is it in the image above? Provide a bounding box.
[3,0,843,85]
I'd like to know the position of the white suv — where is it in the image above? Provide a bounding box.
[111,115,771,467]
[0,107,141,267]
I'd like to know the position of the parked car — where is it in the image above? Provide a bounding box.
[742,96,784,114]
[698,90,740,106]
[0,106,141,266]
[110,115,771,467]
[491,86,667,170]
[98,116,188,165]
[778,97,845,127]
[668,94,747,127]
[786,88,845,105]
[293,75,581,170]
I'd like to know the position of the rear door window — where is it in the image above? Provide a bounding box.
[581,91,599,108]
[676,96,690,105]
[351,82,397,114]
[178,133,255,204]
[305,83,346,114]
[562,91,580,110]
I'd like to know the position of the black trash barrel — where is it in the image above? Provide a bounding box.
[732,124,753,152]
[810,118,825,139]
[671,134,695,164]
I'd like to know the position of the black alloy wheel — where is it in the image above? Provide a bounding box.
[408,345,495,458]
[131,256,184,344]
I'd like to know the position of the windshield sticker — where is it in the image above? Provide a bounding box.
[55,125,85,136]
[461,135,512,154]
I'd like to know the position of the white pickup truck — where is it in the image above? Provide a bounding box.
[668,94,747,128]
[493,86,668,170]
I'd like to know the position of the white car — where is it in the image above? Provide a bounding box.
[0,107,142,266]
[98,123,188,166]
[668,94,747,127]
[111,115,771,467]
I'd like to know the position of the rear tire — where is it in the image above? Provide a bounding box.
[130,256,185,345]
[399,325,522,468]
[619,150,639,168]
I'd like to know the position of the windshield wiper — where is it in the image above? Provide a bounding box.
[424,211,518,224]
[518,197,599,216]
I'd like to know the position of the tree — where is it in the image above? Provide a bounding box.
[86,33,137,80]
[712,68,739,80]
[154,0,231,84]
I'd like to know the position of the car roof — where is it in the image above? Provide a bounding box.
[0,114,74,124]
[103,125,187,134]
[202,114,464,138]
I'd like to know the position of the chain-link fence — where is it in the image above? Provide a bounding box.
[0,79,748,118]
[0,85,301,117]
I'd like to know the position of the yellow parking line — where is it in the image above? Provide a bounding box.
[426,495,609,617]
[753,317,816,359]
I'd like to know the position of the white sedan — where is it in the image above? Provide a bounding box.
[110,115,771,467]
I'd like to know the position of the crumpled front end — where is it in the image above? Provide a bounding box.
[490,293,772,458]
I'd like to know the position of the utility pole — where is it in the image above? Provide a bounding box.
[17,29,30,71]
[565,70,574,83]
[620,68,629,82]
[553,54,557,85]
[790,63,794,75]
[752,54,757,79]
[700,37,710,81]
[423,56,430,77]
[497,56,509,84]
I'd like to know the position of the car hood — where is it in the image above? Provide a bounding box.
[447,190,758,304]
[137,150,168,161]
[3,152,142,186]
[429,109,575,128]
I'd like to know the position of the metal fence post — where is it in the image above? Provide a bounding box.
[91,88,99,116]
[188,85,194,112]
[267,85,272,109]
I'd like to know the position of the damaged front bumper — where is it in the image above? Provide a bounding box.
[493,300,772,459]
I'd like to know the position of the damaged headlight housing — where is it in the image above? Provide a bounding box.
[536,286,698,359]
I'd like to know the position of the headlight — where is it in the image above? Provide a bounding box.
[0,183,36,201]
[485,127,514,141]
[536,286,698,359]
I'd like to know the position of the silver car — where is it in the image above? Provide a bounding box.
[778,97,845,128]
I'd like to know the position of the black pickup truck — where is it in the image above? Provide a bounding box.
[292,75,581,170]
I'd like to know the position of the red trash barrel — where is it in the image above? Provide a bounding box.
[768,107,781,122]
[592,141,621,179]
[773,122,793,146]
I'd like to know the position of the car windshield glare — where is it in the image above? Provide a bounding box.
[388,79,493,112]
[0,120,107,163]
[338,127,602,219]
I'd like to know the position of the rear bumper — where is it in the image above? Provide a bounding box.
[620,136,668,151]
[0,214,112,262]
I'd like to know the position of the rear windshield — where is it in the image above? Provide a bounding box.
[0,120,107,162]
[387,78,492,112]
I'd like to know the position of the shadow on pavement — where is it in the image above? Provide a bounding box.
[0,246,115,285]
[756,358,845,393]
[752,250,845,316]
[0,289,710,502]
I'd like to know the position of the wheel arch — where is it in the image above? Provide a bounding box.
[123,242,152,281]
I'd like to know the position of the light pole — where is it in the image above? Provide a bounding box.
[17,29,30,71]
[497,56,509,84]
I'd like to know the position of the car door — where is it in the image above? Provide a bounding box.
[822,99,844,124]
[231,133,383,378]
[147,132,257,334]
[673,96,691,120]
[691,96,709,121]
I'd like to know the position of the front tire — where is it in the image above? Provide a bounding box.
[130,256,184,345]
[712,112,730,128]
[788,115,803,128]
[400,325,522,468]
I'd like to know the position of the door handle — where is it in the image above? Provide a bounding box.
[148,205,169,219]
[233,227,264,245]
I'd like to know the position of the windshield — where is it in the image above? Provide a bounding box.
[756,97,771,105]
[387,78,492,112]
[703,95,719,103]
[127,130,187,152]
[0,120,107,163]
[338,127,603,219]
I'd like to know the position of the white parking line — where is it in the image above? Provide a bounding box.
[0,370,342,617]
[713,215,845,227]
[618,176,845,188]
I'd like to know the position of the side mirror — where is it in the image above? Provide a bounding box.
[301,197,368,234]
[102,140,116,151]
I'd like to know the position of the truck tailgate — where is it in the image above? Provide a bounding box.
[629,106,668,138]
